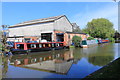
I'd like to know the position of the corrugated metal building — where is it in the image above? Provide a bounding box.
[8,15,88,46]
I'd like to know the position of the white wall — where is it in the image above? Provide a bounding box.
[54,16,73,32]
[9,22,54,37]
[9,16,73,38]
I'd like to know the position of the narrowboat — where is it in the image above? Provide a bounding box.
[11,42,68,54]
[81,39,98,48]
[98,40,109,44]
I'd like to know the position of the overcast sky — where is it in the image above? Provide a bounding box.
[1,2,119,31]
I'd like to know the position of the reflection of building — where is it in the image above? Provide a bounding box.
[24,60,73,74]
[10,50,74,74]
[8,15,88,46]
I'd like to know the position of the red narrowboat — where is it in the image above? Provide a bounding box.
[11,42,69,54]
[98,40,109,44]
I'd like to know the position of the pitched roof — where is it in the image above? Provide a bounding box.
[9,15,65,28]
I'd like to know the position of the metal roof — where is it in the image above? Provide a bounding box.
[9,15,65,28]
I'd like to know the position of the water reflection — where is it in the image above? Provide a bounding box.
[10,50,74,74]
[3,43,119,78]
[2,56,12,78]
[88,56,114,66]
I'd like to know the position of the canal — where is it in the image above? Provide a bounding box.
[2,43,120,78]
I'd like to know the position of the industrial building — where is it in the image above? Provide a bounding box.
[8,15,89,46]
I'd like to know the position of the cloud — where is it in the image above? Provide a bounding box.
[71,3,118,30]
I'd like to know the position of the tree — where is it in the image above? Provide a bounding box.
[82,18,115,39]
[87,37,94,40]
[72,36,82,47]
[0,25,10,55]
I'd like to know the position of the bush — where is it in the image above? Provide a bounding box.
[108,37,115,43]
[87,37,94,40]
[72,36,82,47]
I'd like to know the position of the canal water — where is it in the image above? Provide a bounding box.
[2,43,120,78]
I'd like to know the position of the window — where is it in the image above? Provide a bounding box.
[31,44,36,48]
[68,35,70,39]
[39,44,42,48]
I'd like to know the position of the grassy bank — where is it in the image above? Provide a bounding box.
[70,46,75,48]
[83,57,120,79]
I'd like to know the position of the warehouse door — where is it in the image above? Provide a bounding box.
[41,33,52,42]
[56,33,64,42]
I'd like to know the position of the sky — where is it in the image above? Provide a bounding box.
[1,0,120,2]
[1,2,118,31]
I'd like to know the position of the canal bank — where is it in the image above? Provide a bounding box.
[83,57,120,79]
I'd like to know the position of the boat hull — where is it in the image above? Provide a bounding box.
[11,47,65,54]
[29,48,52,52]
[11,49,28,54]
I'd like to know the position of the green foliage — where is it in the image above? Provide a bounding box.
[82,18,115,39]
[72,36,82,47]
[0,44,2,51]
[108,37,115,43]
[87,37,94,40]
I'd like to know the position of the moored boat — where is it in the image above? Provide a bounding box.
[98,40,109,44]
[81,39,98,48]
[11,42,68,54]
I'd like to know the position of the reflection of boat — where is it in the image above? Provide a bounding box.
[11,42,69,54]
[10,50,74,74]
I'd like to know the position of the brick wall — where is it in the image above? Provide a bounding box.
[54,30,88,46]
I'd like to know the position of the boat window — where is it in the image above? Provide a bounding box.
[17,44,24,49]
[17,44,20,47]
[48,44,51,47]
[52,43,54,47]
[82,40,87,45]
[31,44,36,48]
[43,44,45,47]
[39,44,42,48]
[56,43,59,46]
